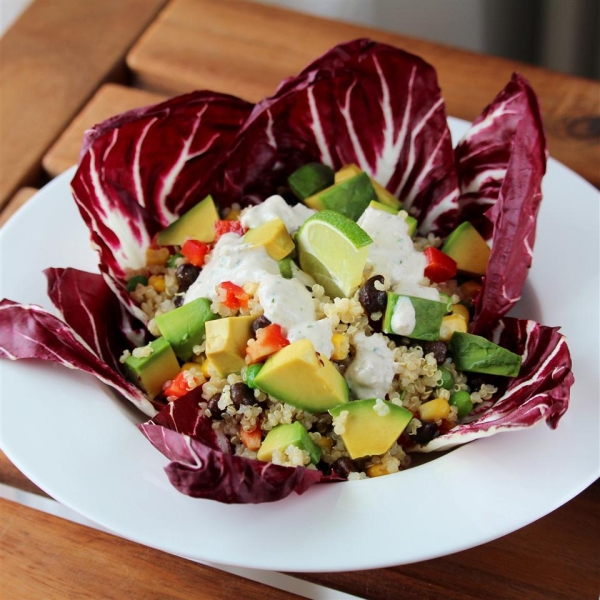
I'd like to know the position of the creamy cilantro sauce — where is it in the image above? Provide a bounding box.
[256,273,314,329]
[357,207,439,302]
[390,296,416,335]
[344,331,396,400]
[240,195,315,234]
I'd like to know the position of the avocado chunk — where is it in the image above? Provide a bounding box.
[156,195,220,246]
[448,332,522,377]
[442,222,490,277]
[335,164,402,209]
[368,200,417,236]
[155,298,218,362]
[383,293,447,341]
[124,337,180,398]
[254,339,349,413]
[305,172,376,221]
[329,399,412,460]
[257,422,321,465]
[244,217,295,261]
[205,315,256,376]
[288,163,335,200]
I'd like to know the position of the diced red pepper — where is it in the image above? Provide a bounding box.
[424,247,457,283]
[163,371,198,400]
[246,323,289,364]
[217,281,250,310]
[181,240,210,267]
[214,220,245,242]
[240,424,262,451]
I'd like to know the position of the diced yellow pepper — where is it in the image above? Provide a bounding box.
[418,398,450,422]
[146,247,170,266]
[331,333,349,361]
[439,314,467,342]
[451,303,470,323]
[366,463,389,478]
[148,275,166,293]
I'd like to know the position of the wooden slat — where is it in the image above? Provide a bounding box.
[294,479,600,600]
[0,187,37,228]
[0,0,168,207]
[0,498,305,600]
[43,84,168,177]
[127,0,600,187]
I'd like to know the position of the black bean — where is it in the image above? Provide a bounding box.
[408,420,439,445]
[252,315,271,335]
[468,374,500,392]
[206,394,222,419]
[175,264,201,292]
[331,456,357,478]
[230,382,255,408]
[358,275,387,315]
[422,341,447,364]
[173,295,184,308]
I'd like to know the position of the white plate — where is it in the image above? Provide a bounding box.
[1,118,598,572]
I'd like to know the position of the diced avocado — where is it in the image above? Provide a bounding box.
[244,217,294,261]
[254,339,348,413]
[257,422,321,465]
[335,164,402,209]
[244,362,263,389]
[448,332,522,377]
[329,399,412,460]
[156,195,220,246]
[442,222,490,277]
[205,316,256,376]
[368,199,417,235]
[288,163,335,200]
[126,275,148,292]
[155,298,218,362]
[278,256,293,279]
[383,293,447,341]
[305,172,376,221]
[124,337,180,398]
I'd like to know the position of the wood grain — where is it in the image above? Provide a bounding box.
[0,498,304,600]
[0,0,167,208]
[294,479,600,600]
[127,0,600,187]
[0,187,38,228]
[43,84,167,178]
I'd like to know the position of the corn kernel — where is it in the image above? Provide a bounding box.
[331,333,349,361]
[366,464,389,478]
[439,314,467,342]
[201,359,214,378]
[418,398,450,422]
[225,209,241,221]
[451,303,470,323]
[148,275,166,293]
[315,436,332,451]
[180,362,200,373]
[146,247,170,266]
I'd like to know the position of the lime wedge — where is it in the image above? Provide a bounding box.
[296,210,373,298]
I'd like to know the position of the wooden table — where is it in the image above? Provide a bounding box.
[1,1,599,598]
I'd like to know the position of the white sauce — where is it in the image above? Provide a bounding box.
[357,207,439,301]
[344,331,396,400]
[240,195,315,234]
[184,233,279,304]
[390,296,416,336]
[287,319,334,358]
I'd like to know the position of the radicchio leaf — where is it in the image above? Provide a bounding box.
[139,391,323,503]
[0,299,156,417]
[415,318,573,453]
[45,268,146,374]
[71,91,253,287]
[455,74,547,333]
[216,39,459,235]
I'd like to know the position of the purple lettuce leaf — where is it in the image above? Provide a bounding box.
[45,268,146,374]
[139,390,323,503]
[454,74,547,333]
[0,299,156,417]
[71,91,253,294]
[216,38,459,235]
[416,318,573,452]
